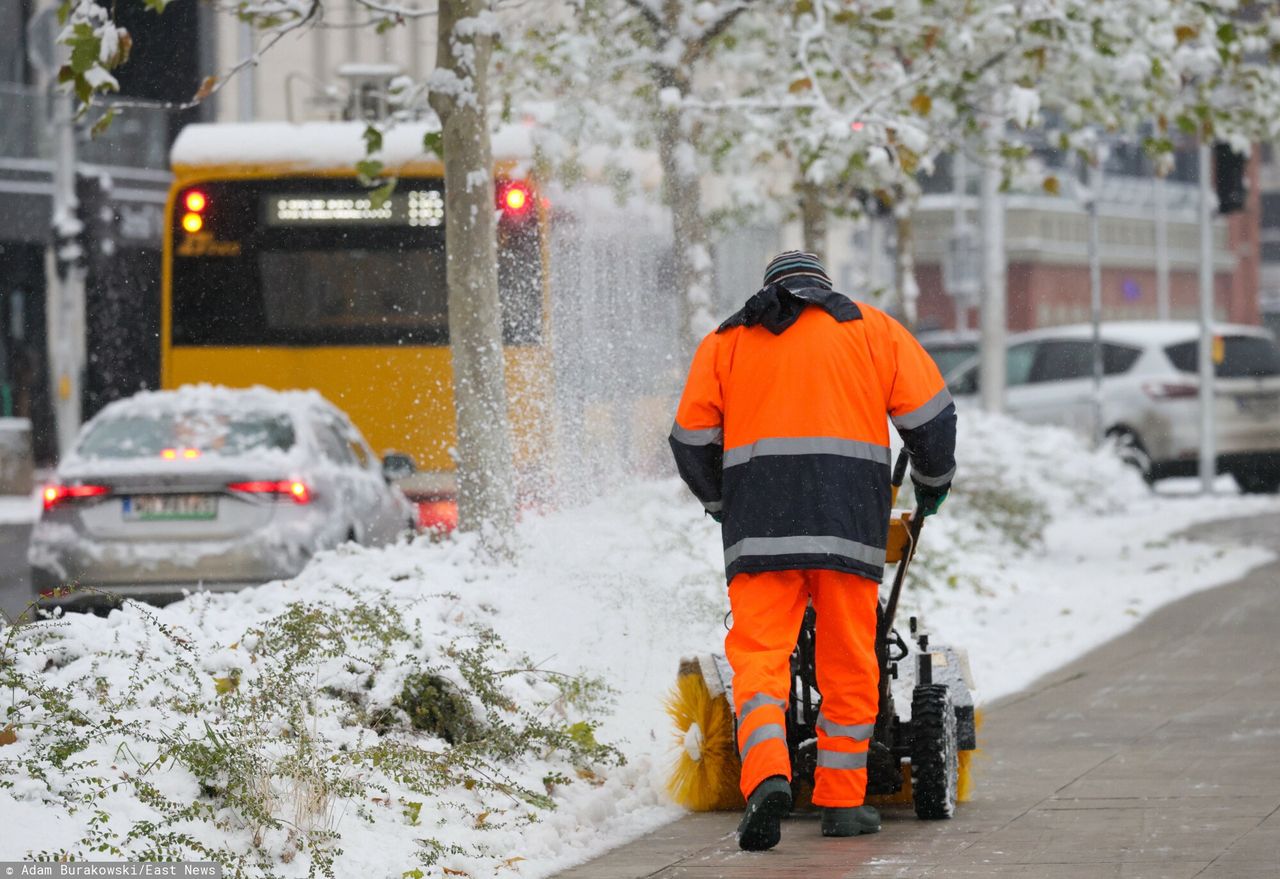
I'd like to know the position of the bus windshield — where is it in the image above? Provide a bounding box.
[170,177,542,347]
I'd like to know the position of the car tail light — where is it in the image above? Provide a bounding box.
[418,498,458,533]
[1142,380,1199,400]
[42,484,110,511]
[227,480,312,504]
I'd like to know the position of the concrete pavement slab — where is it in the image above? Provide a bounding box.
[554,514,1280,879]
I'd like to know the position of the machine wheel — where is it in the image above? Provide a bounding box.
[1233,467,1280,494]
[911,684,958,820]
[1106,428,1154,485]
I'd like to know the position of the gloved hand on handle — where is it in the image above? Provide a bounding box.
[913,482,949,518]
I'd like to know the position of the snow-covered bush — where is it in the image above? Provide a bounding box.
[0,589,620,877]
[902,408,1149,593]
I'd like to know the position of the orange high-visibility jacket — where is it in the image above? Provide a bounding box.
[670,282,957,582]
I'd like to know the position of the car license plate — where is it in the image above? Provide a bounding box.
[1235,393,1280,419]
[122,494,218,521]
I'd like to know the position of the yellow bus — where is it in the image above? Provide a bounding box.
[162,122,552,524]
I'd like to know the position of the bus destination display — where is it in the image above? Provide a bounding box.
[265,190,444,228]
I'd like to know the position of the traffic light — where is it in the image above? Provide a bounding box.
[1214,142,1247,215]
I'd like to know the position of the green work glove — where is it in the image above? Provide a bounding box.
[914,484,949,518]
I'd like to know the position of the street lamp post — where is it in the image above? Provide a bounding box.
[1086,149,1105,447]
[979,97,1007,414]
[48,89,86,458]
[1196,142,1216,494]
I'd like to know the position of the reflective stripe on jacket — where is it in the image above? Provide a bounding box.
[669,295,956,582]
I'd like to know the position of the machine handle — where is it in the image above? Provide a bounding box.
[891,448,910,488]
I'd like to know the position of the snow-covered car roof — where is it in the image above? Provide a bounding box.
[916,329,980,347]
[59,385,346,476]
[1007,321,1276,348]
[88,384,340,423]
[171,121,534,172]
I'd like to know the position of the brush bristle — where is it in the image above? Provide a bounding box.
[665,672,744,811]
[957,709,983,803]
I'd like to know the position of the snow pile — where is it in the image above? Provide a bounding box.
[898,410,1278,700]
[0,562,666,877]
[0,491,39,524]
[2,409,1276,876]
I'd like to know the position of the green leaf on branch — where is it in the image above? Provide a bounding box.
[423,131,444,159]
[68,24,101,75]
[871,7,895,21]
[1217,22,1237,46]
[369,179,398,209]
[1027,19,1060,39]
[363,125,384,155]
[356,159,385,184]
[567,721,598,752]
[90,108,117,139]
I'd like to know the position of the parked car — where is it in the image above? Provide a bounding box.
[30,385,416,610]
[916,329,980,379]
[946,322,1280,492]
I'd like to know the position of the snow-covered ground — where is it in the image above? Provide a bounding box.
[0,491,39,524]
[1,411,1277,877]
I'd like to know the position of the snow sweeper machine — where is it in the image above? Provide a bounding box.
[667,450,979,818]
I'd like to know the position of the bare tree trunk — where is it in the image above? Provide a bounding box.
[799,182,828,263]
[429,0,516,547]
[655,94,716,355]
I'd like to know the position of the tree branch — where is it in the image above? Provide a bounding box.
[684,2,750,66]
[620,0,665,37]
[351,0,439,19]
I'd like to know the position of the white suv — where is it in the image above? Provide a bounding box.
[947,322,1280,492]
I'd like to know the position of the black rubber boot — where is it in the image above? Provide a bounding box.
[821,804,881,837]
[736,776,792,851]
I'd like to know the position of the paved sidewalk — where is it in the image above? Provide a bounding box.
[556,515,1280,878]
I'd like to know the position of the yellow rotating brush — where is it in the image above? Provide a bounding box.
[665,660,744,811]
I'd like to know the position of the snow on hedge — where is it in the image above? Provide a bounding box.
[898,410,1279,701]
[2,410,1276,877]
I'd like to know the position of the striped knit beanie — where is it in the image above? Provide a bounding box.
[763,250,833,288]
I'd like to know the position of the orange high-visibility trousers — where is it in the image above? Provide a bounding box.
[726,568,880,807]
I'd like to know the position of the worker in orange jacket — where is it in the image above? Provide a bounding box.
[670,251,957,851]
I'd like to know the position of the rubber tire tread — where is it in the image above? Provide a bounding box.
[911,683,958,820]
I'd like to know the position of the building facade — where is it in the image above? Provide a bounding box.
[910,147,1261,335]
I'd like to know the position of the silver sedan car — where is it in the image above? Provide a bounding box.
[30,386,416,610]
[946,322,1280,491]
